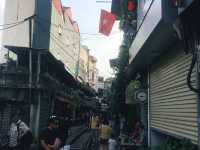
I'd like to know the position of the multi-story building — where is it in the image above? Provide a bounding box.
[2,0,80,77]
[77,45,89,82]
[88,55,98,90]
[96,76,104,96]
[111,0,200,148]
[0,0,80,138]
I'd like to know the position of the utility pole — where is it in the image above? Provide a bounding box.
[28,15,35,132]
[29,18,32,104]
[25,15,36,104]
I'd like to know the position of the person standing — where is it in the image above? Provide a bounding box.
[39,116,61,150]
[90,113,99,129]
[120,115,126,136]
[9,110,33,150]
[113,115,120,138]
[99,119,112,150]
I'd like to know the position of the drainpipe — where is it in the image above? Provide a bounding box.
[34,52,41,138]
[147,69,151,147]
[28,15,35,132]
[29,35,32,103]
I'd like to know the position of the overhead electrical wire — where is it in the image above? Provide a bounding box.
[0,19,27,30]
[36,19,79,47]
[1,15,120,36]
[0,18,29,26]
[0,15,35,30]
[179,7,200,94]
[36,22,75,74]
[36,16,120,36]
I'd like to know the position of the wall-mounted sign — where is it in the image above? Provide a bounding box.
[135,89,147,102]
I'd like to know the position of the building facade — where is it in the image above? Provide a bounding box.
[77,45,89,82]
[112,0,200,148]
[0,0,80,138]
[88,55,98,90]
[2,0,80,77]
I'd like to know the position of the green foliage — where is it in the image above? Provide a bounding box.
[78,82,96,97]
[126,80,141,103]
[66,82,96,109]
[136,138,197,150]
[150,138,197,150]
[110,45,129,114]
[71,90,83,108]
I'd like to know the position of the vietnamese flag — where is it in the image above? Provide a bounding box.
[99,9,116,36]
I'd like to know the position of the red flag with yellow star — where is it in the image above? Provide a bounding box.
[99,9,116,36]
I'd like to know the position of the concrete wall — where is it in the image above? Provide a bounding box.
[88,56,98,89]
[34,0,80,77]
[2,0,35,47]
[1,0,80,77]
[78,46,89,82]
[48,2,80,77]
[0,0,35,64]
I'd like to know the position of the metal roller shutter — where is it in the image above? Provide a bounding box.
[150,49,198,144]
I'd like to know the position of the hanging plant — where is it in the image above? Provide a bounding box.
[126,80,141,104]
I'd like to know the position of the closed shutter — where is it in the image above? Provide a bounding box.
[150,49,198,144]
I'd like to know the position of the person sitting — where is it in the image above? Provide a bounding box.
[39,116,61,150]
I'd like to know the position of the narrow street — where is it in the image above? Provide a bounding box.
[0,0,200,150]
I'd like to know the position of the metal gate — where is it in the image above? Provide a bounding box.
[150,48,198,144]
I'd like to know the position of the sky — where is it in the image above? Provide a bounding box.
[61,0,122,78]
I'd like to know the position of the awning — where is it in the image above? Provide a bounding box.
[4,46,46,54]
[4,45,78,87]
